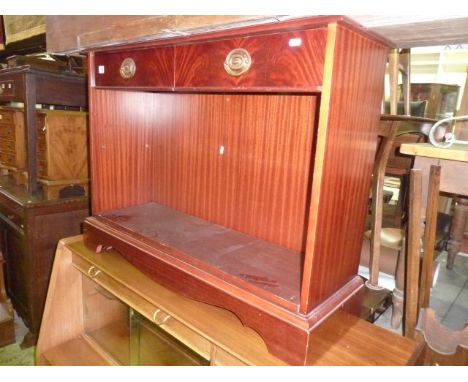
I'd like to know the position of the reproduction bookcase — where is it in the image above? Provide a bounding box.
[82,16,390,364]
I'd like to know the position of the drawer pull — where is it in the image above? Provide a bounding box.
[224,48,251,77]
[152,308,171,326]
[0,87,3,95]
[87,266,101,278]
[120,58,136,79]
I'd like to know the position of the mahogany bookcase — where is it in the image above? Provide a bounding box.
[83,16,389,365]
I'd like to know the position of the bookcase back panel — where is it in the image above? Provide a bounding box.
[152,93,317,253]
[90,91,317,253]
[90,90,156,212]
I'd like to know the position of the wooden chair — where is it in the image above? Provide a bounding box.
[363,115,436,328]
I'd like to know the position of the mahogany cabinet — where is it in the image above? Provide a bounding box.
[83,16,390,365]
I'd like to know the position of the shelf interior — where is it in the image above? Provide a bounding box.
[97,202,303,307]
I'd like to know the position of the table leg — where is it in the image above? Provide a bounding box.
[405,169,423,339]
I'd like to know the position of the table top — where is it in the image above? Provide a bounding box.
[400,143,468,163]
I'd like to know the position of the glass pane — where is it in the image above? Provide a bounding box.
[130,309,209,366]
[82,275,130,365]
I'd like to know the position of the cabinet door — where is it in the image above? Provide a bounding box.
[2,222,29,324]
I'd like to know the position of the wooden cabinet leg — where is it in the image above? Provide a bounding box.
[447,197,468,270]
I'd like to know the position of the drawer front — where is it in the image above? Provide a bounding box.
[72,254,212,361]
[0,124,16,140]
[37,145,47,161]
[0,151,17,167]
[94,46,175,88]
[0,195,25,229]
[0,80,16,97]
[36,113,46,132]
[37,159,48,177]
[175,28,327,90]
[0,139,15,152]
[0,109,15,124]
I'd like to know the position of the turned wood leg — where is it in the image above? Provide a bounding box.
[447,197,468,270]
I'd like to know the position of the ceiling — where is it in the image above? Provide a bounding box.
[349,15,468,48]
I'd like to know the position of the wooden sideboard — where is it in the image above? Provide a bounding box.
[82,16,389,364]
[36,236,421,366]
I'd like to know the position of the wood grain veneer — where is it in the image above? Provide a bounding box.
[175,28,326,90]
[94,46,174,88]
[300,23,388,312]
[91,92,316,252]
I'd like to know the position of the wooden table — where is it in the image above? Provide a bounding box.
[400,143,468,269]
[400,142,468,364]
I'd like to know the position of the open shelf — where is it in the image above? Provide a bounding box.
[96,202,302,310]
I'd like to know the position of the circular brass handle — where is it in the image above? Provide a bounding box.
[152,308,171,326]
[119,58,136,79]
[224,48,252,77]
[87,266,101,278]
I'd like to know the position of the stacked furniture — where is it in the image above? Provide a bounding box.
[0,65,89,345]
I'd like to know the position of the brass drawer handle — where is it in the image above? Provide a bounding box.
[120,58,136,79]
[87,266,101,278]
[224,48,251,77]
[152,308,171,326]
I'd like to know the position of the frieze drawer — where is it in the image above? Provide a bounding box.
[0,81,15,97]
[94,46,175,88]
[0,109,15,124]
[0,124,15,139]
[0,197,25,229]
[175,28,327,90]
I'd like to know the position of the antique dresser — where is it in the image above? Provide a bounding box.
[0,107,88,198]
[0,66,90,345]
[82,16,389,364]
